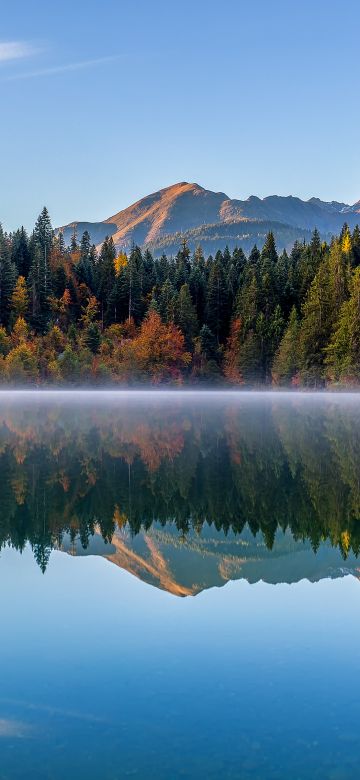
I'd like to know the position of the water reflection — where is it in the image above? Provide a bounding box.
[1,391,360,592]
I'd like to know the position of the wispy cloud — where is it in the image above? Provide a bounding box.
[1,54,122,82]
[0,41,37,62]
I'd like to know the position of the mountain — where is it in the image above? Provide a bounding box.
[58,182,360,256]
[61,524,360,597]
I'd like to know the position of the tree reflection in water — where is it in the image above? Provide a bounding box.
[0,394,360,587]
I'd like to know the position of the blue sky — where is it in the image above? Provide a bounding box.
[1,0,359,232]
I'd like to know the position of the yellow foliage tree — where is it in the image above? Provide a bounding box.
[342,229,352,255]
[81,296,99,328]
[0,327,11,356]
[11,317,30,346]
[5,344,38,384]
[114,252,127,276]
[11,276,29,318]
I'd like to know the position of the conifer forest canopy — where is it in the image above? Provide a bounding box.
[0,208,360,386]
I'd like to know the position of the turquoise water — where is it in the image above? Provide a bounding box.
[0,392,360,779]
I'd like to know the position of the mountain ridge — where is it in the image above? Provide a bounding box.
[58,181,360,256]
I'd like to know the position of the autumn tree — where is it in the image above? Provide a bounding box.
[120,311,191,383]
[11,276,29,319]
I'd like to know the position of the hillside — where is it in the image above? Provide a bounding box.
[58,181,360,255]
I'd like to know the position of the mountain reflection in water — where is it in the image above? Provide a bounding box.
[1,391,360,594]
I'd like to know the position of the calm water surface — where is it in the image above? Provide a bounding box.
[1,391,360,779]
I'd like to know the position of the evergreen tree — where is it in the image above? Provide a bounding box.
[298,259,332,385]
[248,245,261,265]
[272,306,300,384]
[159,279,176,323]
[206,261,229,344]
[96,237,116,326]
[52,266,67,298]
[326,268,360,383]
[84,322,101,354]
[28,243,52,332]
[30,207,54,330]
[141,249,156,301]
[174,283,198,350]
[70,226,78,252]
[175,239,191,290]
[352,226,360,267]
[126,246,142,322]
[189,263,206,325]
[261,231,278,263]
[0,225,17,326]
[80,230,91,261]
[11,227,31,278]
[76,231,94,290]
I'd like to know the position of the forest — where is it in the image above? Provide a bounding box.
[0,207,360,385]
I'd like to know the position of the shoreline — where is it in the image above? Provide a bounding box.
[1,387,360,398]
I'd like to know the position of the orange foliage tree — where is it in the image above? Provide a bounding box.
[120,311,191,383]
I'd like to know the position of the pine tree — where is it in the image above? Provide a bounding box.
[141,249,156,300]
[206,261,229,344]
[174,283,198,350]
[84,322,101,354]
[11,227,31,278]
[155,253,170,287]
[227,247,246,310]
[28,242,52,332]
[0,225,17,326]
[107,269,128,324]
[352,226,360,267]
[30,208,53,330]
[96,237,116,326]
[298,239,350,386]
[159,279,176,323]
[224,318,243,383]
[34,207,53,255]
[272,306,300,385]
[189,264,206,325]
[126,246,142,322]
[248,245,261,265]
[298,260,332,385]
[199,324,218,361]
[76,231,94,290]
[261,231,278,263]
[57,230,66,257]
[326,268,360,384]
[175,239,191,288]
[80,230,91,260]
[70,226,78,252]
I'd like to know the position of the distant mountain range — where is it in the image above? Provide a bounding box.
[58,181,360,256]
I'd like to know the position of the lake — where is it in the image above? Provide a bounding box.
[1,391,360,779]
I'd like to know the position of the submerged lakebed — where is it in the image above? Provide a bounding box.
[1,390,360,779]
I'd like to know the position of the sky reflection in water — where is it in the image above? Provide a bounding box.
[0,392,360,779]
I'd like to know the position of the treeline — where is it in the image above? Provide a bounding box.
[1,400,360,569]
[1,207,360,384]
